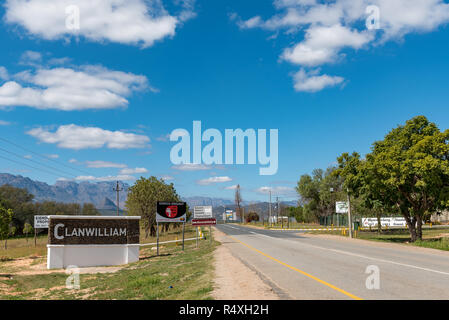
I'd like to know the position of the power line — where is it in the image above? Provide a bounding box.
[0,136,94,176]
[0,146,77,178]
[0,154,72,180]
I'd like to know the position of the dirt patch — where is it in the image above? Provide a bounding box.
[212,228,278,300]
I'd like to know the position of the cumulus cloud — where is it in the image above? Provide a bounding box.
[119,167,148,175]
[74,175,136,182]
[293,68,344,92]
[0,64,151,111]
[172,164,213,171]
[235,0,449,92]
[4,0,196,47]
[85,161,127,168]
[255,186,296,196]
[27,124,150,150]
[0,67,10,81]
[197,176,232,185]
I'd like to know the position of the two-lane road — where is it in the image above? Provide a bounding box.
[215,224,449,300]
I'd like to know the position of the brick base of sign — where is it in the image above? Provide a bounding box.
[47,244,140,269]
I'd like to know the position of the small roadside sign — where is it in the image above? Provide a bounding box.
[193,206,213,219]
[34,215,49,228]
[336,201,349,214]
[156,202,187,222]
[192,218,216,226]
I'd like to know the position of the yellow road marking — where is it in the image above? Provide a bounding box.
[227,234,363,300]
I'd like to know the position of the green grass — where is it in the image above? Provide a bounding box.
[0,226,217,300]
[309,227,449,251]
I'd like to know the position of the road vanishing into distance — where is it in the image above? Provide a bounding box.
[215,224,449,300]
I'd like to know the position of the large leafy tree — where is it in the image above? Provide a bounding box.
[364,116,449,241]
[126,176,182,237]
[337,116,449,241]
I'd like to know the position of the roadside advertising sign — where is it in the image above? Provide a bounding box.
[34,215,49,228]
[336,201,349,214]
[193,206,213,219]
[156,202,187,223]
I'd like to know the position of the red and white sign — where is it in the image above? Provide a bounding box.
[166,206,178,218]
[192,218,216,226]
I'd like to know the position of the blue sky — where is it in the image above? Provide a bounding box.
[1,0,449,202]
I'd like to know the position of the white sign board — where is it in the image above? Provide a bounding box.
[34,215,49,228]
[336,201,349,214]
[194,206,213,219]
[362,217,406,227]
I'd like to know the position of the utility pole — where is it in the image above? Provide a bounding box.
[269,190,272,227]
[276,196,280,227]
[113,181,123,216]
[347,188,353,238]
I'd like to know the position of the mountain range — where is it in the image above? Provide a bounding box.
[0,173,297,216]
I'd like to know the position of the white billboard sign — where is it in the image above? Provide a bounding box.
[362,217,406,227]
[34,215,49,228]
[194,206,213,219]
[336,201,349,214]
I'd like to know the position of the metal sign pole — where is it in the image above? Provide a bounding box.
[156,221,159,256]
[34,228,37,247]
[196,227,199,248]
[182,221,185,251]
[209,225,212,243]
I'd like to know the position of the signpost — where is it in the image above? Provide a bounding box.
[34,215,49,247]
[156,202,187,255]
[193,206,214,245]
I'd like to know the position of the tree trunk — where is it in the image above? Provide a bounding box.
[416,215,423,241]
[377,213,382,234]
[405,216,417,242]
[4,239,7,250]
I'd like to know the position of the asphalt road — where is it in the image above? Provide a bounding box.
[215,223,449,300]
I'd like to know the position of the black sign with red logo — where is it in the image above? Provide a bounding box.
[156,202,187,222]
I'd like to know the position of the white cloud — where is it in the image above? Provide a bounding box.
[45,154,59,159]
[224,184,239,190]
[172,164,213,171]
[0,120,11,126]
[24,154,32,159]
[0,64,151,111]
[85,161,127,168]
[197,176,232,185]
[293,68,344,92]
[119,167,148,175]
[0,67,9,81]
[19,50,42,66]
[255,186,296,196]
[4,0,195,47]
[27,124,150,150]
[236,0,449,92]
[160,175,174,181]
[74,175,136,182]
[281,24,373,66]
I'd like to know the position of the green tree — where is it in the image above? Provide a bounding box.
[23,222,33,242]
[126,176,181,237]
[337,116,449,241]
[0,204,14,249]
[82,203,100,216]
[235,184,243,223]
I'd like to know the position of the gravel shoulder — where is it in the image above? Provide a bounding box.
[212,227,279,300]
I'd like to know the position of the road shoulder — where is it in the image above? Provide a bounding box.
[212,227,279,300]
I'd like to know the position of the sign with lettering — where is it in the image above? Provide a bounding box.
[156,202,187,222]
[336,201,349,214]
[34,215,49,228]
[192,218,216,226]
[48,217,140,245]
[193,206,213,219]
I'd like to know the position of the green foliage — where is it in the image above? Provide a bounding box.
[334,116,449,241]
[23,222,33,236]
[296,167,344,221]
[245,211,259,223]
[0,204,14,249]
[81,203,101,216]
[125,176,181,237]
